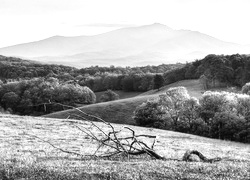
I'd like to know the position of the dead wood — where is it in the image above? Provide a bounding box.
[182,150,222,163]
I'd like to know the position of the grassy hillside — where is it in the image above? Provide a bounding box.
[45,95,156,125]
[44,80,204,125]
[139,79,203,98]
[0,114,249,179]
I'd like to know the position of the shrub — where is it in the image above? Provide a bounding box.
[133,99,166,128]
[99,90,119,102]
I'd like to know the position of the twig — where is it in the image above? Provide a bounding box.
[22,131,85,158]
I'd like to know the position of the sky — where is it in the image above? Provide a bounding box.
[0,0,250,48]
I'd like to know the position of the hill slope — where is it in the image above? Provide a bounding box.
[0,23,249,67]
[0,114,249,179]
[44,80,204,124]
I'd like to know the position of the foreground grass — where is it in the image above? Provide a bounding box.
[0,114,249,179]
[44,80,204,125]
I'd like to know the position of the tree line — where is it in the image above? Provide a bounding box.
[2,54,250,93]
[0,55,182,92]
[134,86,250,143]
[163,54,250,88]
[0,77,96,115]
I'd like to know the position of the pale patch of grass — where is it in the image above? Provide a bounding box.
[139,79,204,99]
[0,114,249,179]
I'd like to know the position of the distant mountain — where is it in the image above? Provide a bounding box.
[0,23,249,67]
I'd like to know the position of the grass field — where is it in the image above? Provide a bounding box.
[0,114,249,179]
[44,80,204,125]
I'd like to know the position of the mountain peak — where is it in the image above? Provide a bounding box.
[0,23,248,67]
[149,23,173,30]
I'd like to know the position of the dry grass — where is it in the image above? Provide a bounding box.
[0,114,249,179]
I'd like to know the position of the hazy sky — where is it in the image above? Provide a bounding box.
[0,0,250,48]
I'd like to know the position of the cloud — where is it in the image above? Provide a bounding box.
[76,23,136,28]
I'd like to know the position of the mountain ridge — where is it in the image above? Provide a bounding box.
[0,23,249,67]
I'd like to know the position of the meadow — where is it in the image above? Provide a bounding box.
[0,114,249,179]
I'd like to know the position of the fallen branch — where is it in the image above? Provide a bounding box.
[182,150,222,163]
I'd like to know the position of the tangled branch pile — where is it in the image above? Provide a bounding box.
[66,104,164,159]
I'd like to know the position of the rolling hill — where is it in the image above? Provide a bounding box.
[0,23,249,67]
[0,114,249,179]
[44,79,204,125]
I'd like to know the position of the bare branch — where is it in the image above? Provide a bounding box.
[22,131,85,158]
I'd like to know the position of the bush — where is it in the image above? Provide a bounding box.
[99,90,119,102]
[133,99,166,128]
